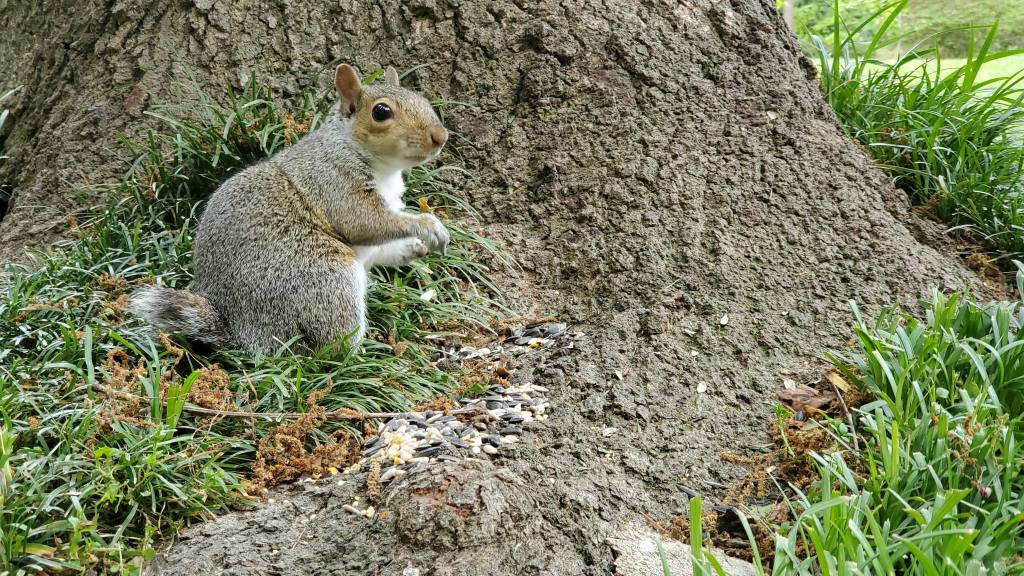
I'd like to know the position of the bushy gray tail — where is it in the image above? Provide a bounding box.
[128,287,231,345]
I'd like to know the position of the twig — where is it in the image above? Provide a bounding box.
[825,377,859,451]
[89,383,486,422]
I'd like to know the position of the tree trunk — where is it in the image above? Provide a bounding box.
[1,0,975,573]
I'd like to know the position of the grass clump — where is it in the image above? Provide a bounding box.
[813,0,1024,261]
[0,69,503,573]
[680,279,1024,575]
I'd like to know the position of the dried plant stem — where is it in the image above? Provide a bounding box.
[89,383,484,421]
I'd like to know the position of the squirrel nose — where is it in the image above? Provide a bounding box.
[430,127,448,149]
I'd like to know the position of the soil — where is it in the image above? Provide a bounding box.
[1,0,978,574]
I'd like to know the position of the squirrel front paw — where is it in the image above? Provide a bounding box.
[415,214,450,254]
[400,238,429,262]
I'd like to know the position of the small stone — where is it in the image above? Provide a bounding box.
[381,468,407,482]
[482,435,501,447]
[697,382,708,394]
[482,444,498,455]
[343,504,362,516]
[499,427,523,436]
[501,435,520,444]
[602,427,618,438]
[719,313,729,326]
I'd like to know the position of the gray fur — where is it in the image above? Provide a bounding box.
[129,65,449,355]
[128,287,231,345]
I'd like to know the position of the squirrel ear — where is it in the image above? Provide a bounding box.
[384,67,400,87]
[335,64,362,117]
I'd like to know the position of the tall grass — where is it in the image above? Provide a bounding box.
[0,70,504,573]
[680,279,1024,575]
[812,0,1024,260]
[774,286,1024,574]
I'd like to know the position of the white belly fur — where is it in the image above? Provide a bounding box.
[375,170,406,213]
[354,170,406,264]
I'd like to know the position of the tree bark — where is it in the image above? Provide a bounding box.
[0,0,975,573]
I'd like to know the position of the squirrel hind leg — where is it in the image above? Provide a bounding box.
[128,287,231,345]
[298,265,368,354]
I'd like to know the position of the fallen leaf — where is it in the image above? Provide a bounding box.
[825,368,852,394]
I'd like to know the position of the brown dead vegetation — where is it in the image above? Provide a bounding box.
[247,387,360,495]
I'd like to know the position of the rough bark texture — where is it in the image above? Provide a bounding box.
[1,0,977,573]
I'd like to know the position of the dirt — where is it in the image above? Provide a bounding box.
[1,0,980,574]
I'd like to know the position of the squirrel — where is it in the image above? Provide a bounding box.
[129,64,451,355]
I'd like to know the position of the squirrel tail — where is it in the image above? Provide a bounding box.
[128,287,231,345]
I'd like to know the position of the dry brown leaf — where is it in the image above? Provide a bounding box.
[825,368,852,394]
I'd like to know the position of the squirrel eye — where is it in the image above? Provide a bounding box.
[372,103,393,122]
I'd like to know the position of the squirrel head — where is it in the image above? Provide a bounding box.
[334,64,448,171]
